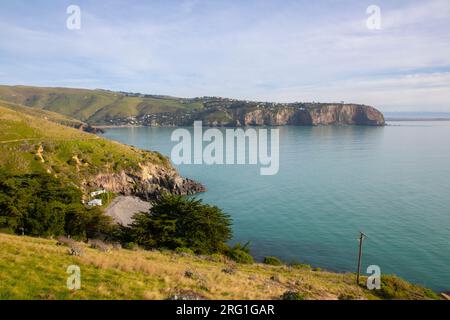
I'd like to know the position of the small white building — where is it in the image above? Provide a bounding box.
[90,189,106,197]
[88,199,103,207]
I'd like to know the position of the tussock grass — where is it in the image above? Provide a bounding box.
[0,233,438,300]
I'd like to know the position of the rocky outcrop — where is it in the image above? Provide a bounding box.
[83,162,205,200]
[221,104,385,126]
[147,103,385,127]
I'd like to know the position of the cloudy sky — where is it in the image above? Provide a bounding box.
[0,0,449,112]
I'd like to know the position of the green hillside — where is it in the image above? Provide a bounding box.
[0,99,85,127]
[0,102,169,186]
[0,85,203,124]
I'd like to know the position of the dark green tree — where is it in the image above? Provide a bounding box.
[121,194,232,253]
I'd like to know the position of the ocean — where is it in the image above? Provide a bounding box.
[102,121,450,292]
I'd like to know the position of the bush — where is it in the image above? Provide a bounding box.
[280,291,306,300]
[263,256,283,266]
[119,194,232,254]
[225,243,254,264]
[338,293,359,300]
[372,275,439,300]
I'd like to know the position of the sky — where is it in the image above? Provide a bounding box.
[0,0,449,112]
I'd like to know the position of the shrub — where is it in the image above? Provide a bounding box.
[119,194,232,254]
[263,256,283,266]
[280,291,306,300]
[372,275,439,300]
[225,243,254,264]
[338,293,359,300]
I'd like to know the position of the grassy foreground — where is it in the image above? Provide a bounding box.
[0,233,439,300]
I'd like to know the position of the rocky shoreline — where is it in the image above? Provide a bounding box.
[83,162,205,201]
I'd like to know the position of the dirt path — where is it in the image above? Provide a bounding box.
[0,136,100,144]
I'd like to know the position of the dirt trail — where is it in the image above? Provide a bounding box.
[0,136,100,144]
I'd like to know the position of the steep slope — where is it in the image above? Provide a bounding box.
[0,233,439,300]
[0,99,85,128]
[0,103,204,198]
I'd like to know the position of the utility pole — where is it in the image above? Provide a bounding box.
[356,231,367,285]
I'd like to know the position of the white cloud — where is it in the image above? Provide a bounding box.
[0,0,449,111]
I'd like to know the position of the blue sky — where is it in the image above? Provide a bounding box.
[0,0,449,111]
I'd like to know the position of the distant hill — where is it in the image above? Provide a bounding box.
[0,85,385,126]
[0,85,203,124]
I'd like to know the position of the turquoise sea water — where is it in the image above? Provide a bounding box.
[102,121,450,292]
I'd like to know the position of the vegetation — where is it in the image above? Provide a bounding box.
[0,233,439,300]
[0,85,203,124]
[263,256,283,266]
[373,275,439,300]
[0,103,170,187]
[224,242,254,264]
[118,194,232,254]
[0,172,112,239]
[280,291,306,300]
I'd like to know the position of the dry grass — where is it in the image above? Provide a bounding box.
[0,233,438,300]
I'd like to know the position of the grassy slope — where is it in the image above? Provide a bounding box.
[0,99,85,127]
[0,85,203,123]
[0,233,438,300]
[0,102,170,186]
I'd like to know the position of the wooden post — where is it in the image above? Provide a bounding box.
[356,232,367,285]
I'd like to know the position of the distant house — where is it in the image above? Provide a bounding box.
[90,189,106,197]
[88,199,102,207]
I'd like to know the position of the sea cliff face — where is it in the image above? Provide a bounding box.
[83,162,205,200]
[84,163,205,200]
[129,103,385,127]
[202,104,385,127]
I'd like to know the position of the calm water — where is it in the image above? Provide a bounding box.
[103,121,450,292]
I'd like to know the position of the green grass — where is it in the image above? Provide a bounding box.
[0,85,204,124]
[0,103,171,188]
[0,233,439,300]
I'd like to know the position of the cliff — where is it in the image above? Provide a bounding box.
[200,104,385,127]
[84,163,205,200]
